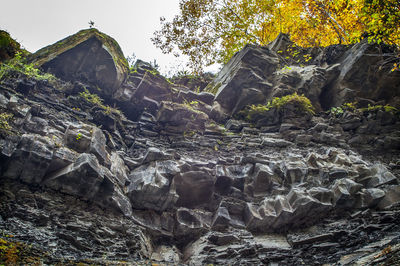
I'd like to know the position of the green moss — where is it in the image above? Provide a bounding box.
[0,112,13,131]
[204,81,222,95]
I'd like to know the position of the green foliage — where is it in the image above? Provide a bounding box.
[328,102,399,117]
[182,99,202,113]
[0,112,13,131]
[183,130,196,138]
[361,104,399,114]
[78,88,122,115]
[343,102,357,110]
[0,52,55,81]
[79,88,104,106]
[0,237,20,265]
[153,0,399,73]
[329,106,344,116]
[76,133,82,141]
[205,82,222,95]
[0,30,22,62]
[240,92,315,121]
[361,0,400,46]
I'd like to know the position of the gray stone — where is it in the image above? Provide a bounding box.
[261,137,293,148]
[43,153,105,199]
[332,178,363,208]
[29,29,128,96]
[206,44,278,116]
[3,134,54,183]
[174,171,216,208]
[355,188,385,209]
[127,160,179,211]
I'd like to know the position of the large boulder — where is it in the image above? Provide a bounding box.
[29,28,129,96]
[126,160,179,211]
[205,44,279,117]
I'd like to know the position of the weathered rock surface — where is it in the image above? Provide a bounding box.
[0,31,399,265]
[206,33,400,119]
[29,28,129,96]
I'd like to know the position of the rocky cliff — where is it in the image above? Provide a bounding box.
[0,29,400,265]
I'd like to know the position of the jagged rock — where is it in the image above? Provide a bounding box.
[110,151,129,187]
[332,178,363,208]
[281,160,308,184]
[47,146,78,173]
[357,163,398,188]
[156,101,209,133]
[64,125,110,166]
[43,153,106,199]
[133,71,172,103]
[212,206,232,229]
[3,134,54,183]
[378,186,400,210]
[127,160,179,211]
[177,90,215,105]
[206,44,278,117]
[272,65,327,111]
[141,147,173,164]
[261,137,293,148]
[175,208,211,238]
[174,171,216,208]
[215,164,253,194]
[29,29,129,96]
[355,188,385,208]
[151,245,181,264]
[245,163,279,197]
[320,40,400,108]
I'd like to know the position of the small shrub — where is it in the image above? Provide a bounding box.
[240,92,315,121]
[79,88,104,106]
[0,52,55,81]
[328,106,344,116]
[79,88,121,115]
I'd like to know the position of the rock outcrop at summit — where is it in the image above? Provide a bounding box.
[28,29,129,96]
[0,30,400,265]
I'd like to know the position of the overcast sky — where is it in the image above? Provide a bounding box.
[0,0,193,75]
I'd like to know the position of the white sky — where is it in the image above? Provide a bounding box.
[0,0,193,75]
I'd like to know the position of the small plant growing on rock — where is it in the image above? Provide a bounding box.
[0,52,55,81]
[78,88,121,116]
[362,104,398,114]
[0,112,13,131]
[239,92,315,122]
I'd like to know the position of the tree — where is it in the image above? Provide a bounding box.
[152,0,399,73]
[361,0,400,45]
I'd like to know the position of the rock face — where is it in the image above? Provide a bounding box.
[206,33,400,119]
[29,28,129,96]
[0,31,400,265]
